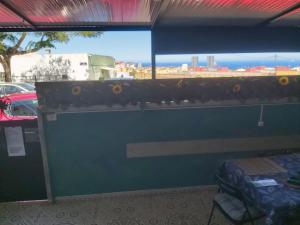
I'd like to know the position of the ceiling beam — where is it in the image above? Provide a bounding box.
[0,0,36,29]
[151,0,171,28]
[258,2,300,26]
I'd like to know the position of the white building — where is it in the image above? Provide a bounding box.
[0,53,115,82]
[181,64,188,72]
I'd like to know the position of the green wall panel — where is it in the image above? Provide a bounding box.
[43,104,300,198]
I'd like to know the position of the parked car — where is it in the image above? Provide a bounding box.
[0,82,35,96]
[0,92,38,121]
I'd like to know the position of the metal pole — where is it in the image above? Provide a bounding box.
[151,31,156,80]
[37,110,54,203]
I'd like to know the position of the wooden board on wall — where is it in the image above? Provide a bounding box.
[127,135,300,158]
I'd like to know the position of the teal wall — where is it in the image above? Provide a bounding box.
[43,104,300,198]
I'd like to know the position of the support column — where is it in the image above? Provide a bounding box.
[151,31,156,80]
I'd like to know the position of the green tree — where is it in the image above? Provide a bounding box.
[0,32,102,82]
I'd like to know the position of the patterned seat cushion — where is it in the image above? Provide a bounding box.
[214,193,264,222]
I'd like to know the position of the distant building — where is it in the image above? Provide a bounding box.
[88,55,115,80]
[276,70,299,76]
[217,67,230,72]
[195,67,205,72]
[275,66,290,71]
[191,56,198,68]
[207,56,215,68]
[0,53,115,82]
[181,64,188,72]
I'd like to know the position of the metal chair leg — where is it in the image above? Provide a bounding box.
[244,205,255,225]
[207,203,215,225]
[249,219,255,225]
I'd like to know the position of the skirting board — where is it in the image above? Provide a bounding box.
[127,135,300,158]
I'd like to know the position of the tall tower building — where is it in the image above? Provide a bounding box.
[192,56,198,68]
[207,56,215,68]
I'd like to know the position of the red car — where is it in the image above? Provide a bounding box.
[0,92,38,121]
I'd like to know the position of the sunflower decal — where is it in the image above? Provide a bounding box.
[111,84,123,95]
[232,84,241,93]
[71,86,81,96]
[278,77,289,86]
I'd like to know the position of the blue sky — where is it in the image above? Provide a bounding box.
[49,31,151,63]
[157,53,300,63]
[34,31,300,63]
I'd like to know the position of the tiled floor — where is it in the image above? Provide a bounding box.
[0,187,259,225]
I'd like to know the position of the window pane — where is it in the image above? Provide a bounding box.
[5,85,21,94]
[11,100,38,116]
[17,83,35,91]
[0,86,5,95]
[156,53,300,79]
[8,31,151,82]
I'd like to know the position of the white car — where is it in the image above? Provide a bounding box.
[0,83,35,96]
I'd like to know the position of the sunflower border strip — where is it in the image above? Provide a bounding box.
[36,76,300,111]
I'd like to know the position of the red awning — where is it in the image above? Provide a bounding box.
[0,0,300,31]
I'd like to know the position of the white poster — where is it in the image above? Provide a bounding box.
[4,127,26,157]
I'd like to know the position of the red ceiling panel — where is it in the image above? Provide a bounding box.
[3,0,157,25]
[0,2,29,27]
[160,0,300,26]
[0,0,300,29]
[270,7,300,26]
[198,0,299,13]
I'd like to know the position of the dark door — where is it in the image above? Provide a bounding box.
[0,119,47,202]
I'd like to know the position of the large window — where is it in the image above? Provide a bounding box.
[156,53,300,79]
[5,31,151,83]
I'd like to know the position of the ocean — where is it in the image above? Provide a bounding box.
[142,60,300,69]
